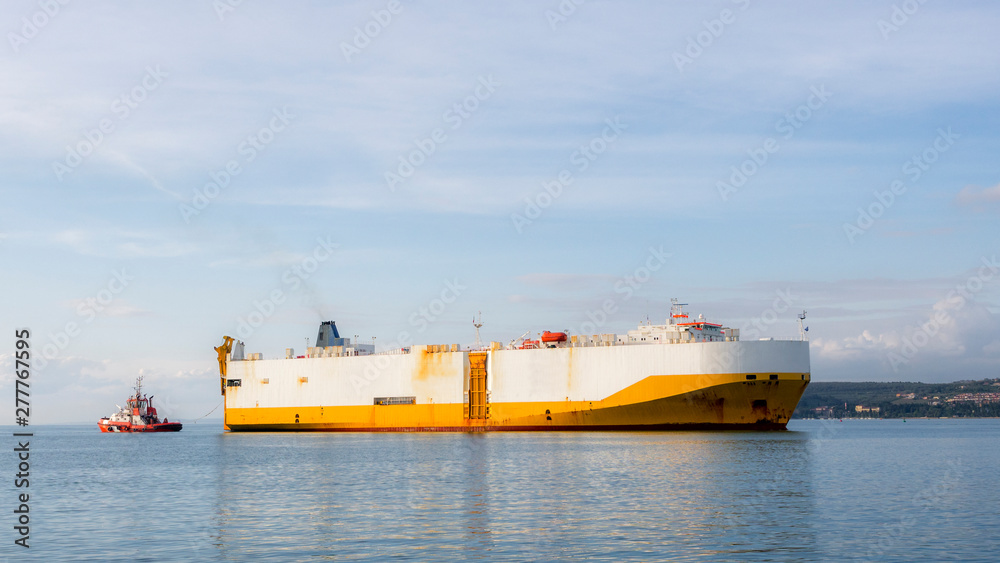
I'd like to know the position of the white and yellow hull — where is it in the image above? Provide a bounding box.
[222,340,810,431]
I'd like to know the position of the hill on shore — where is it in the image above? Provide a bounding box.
[793,378,1000,419]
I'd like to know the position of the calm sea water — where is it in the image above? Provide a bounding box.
[3,419,998,561]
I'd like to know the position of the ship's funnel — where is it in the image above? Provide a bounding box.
[316,321,347,347]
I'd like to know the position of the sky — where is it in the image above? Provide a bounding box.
[1,0,999,424]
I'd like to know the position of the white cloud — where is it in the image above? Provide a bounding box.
[955,183,1000,206]
[64,298,152,318]
[42,229,199,258]
[208,250,308,270]
[813,296,1000,380]
[516,273,616,289]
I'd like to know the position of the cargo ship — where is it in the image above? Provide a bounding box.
[216,302,810,432]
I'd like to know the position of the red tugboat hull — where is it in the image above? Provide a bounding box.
[98,421,183,433]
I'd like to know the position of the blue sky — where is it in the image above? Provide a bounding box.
[2,0,999,423]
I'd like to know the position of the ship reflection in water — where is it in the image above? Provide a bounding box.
[212,430,816,559]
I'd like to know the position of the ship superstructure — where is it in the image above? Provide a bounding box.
[216,302,810,432]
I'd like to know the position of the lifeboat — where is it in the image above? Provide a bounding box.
[541,331,568,343]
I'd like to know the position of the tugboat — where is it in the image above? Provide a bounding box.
[98,377,182,433]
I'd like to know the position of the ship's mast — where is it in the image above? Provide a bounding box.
[473,311,484,349]
[669,298,688,326]
[798,311,808,341]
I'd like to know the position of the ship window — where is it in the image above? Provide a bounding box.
[769,374,778,381]
[745,374,757,381]
[374,396,416,406]
[226,379,242,387]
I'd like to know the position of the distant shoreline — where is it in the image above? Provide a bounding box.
[793,416,1000,420]
[794,379,1000,419]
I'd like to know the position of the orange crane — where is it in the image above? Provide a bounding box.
[214,336,235,395]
